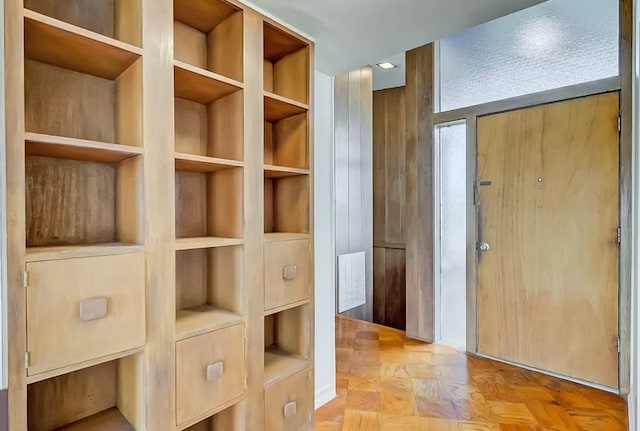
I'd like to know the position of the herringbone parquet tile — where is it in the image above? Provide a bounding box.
[314,316,628,431]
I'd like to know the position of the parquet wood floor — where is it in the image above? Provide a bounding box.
[314,316,628,431]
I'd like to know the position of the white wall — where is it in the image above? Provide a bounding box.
[314,71,337,408]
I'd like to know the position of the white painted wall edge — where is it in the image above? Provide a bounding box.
[315,383,337,410]
[314,71,337,409]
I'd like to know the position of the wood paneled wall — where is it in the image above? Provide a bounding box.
[405,44,435,341]
[373,87,407,330]
[334,67,374,321]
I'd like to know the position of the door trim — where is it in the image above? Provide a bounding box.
[430,0,632,393]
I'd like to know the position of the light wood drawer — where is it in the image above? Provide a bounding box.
[26,253,145,376]
[264,239,310,311]
[265,368,313,431]
[176,323,246,426]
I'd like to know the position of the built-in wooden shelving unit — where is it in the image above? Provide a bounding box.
[4,0,313,429]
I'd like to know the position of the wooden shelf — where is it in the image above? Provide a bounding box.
[264,92,309,122]
[26,133,143,163]
[176,306,244,341]
[174,0,239,33]
[175,152,243,173]
[54,407,134,431]
[176,237,243,251]
[24,9,142,80]
[264,22,307,62]
[264,233,310,243]
[264,165,309,179]
[26,243,142,262]
[264,347,309,387]
[174,61,243,105]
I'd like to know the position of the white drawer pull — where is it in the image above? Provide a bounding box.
[79,297,108,321]
[283,265,297,280]
[206,362,224,382]
[283,401,297,418]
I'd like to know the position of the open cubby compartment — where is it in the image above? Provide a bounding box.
[264,175,309,234]
[174,0,243,82]
[263,22,309,104]
[176,245,244,340]
[24,0,142,46]
[182,401,245,431]
[26,154,143,249]
[25,57,142,148]
[175,167,243,239]
[27,355,144,431]
[175,89,243,161]
[264,304,310,385]
[264,112,308,170]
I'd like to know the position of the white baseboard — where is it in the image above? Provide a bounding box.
[314,383,336,410]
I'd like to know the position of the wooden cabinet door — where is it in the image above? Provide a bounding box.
[26,252,145,376]
[264,239,310,312]
[477,93,620,387]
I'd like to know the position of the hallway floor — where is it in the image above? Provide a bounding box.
[314,316,628,431]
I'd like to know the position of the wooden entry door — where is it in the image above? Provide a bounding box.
[476,93,620,388]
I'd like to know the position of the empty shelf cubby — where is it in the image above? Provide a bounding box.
[26,155,143,250]
[263,22,309,104]
[264,304,310,386]
[27,356,143,431]
[181,394,245,431]
[25,0,142,47]
[174,0,243,82]
[264,175,309,235]
[175,168,243,240]
[176,245,244,340]
[25,56,142,148]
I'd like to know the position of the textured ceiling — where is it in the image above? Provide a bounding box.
[245,0,546,75]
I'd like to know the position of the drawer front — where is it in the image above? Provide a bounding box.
[26,253,145,376]
[264,239,310,311]
[176,324,246,425]
[265,369,313,431]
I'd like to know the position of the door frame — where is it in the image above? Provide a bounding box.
[431,0,632,393]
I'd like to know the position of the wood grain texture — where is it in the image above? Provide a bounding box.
[477,93,620,388]
[6,0,29,425]
[183,402,245,431]
[174,0,237,33]
[405,44,435,342]
[26,253,145,376]
[372,88,407,330]
[24,10,141,80]
[334,68,374,321]
[141,0,176,428]
[174,61,242,105]
[208,11,243,82]
[176,324,246,426]
[27,361,117,431]
[263,22,307,62]
[243,9,267,431]
[174,21,207,69]
[176,245,243,315]
[175,168,243,239]
[25,60,115,143]
[264,239,310,311]
[314,316,628,431]
[26,156,117,247]
[265,369,313,431]
[273,47,309,104]
[25,0,115,37]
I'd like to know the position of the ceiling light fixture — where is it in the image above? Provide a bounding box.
[377,62,397,70]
